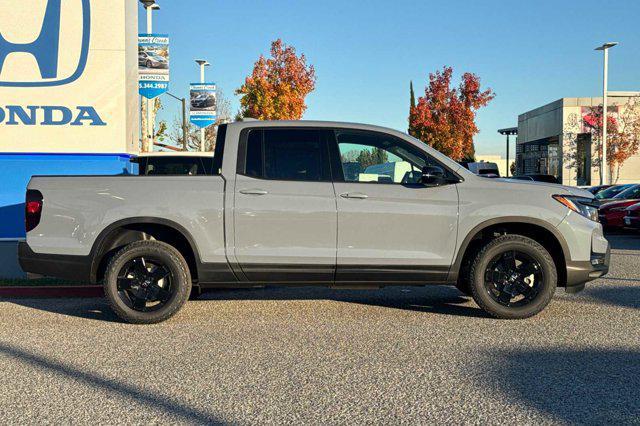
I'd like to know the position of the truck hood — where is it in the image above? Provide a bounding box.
[493,178,594,198]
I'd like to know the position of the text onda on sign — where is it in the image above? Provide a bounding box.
[0,105,106,126]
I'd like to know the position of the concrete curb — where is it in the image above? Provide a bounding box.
[0,286,103,298]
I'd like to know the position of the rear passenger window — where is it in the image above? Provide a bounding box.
[244,129,329,181]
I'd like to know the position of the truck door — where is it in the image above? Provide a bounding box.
[233,128,337,282]
[329,129,459,283]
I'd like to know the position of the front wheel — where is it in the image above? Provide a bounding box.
[104,240,191,324]
[469,235,557,319]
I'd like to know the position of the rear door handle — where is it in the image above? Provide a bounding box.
[340,192,368,199]
[239,189,268,195]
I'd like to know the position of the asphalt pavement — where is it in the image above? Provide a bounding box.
[0,233,638,424]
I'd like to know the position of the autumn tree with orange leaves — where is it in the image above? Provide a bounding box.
[409,66,494,160]
[582,99,640,183]
[236,39,316,120]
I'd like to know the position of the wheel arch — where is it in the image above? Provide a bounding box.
[450,217,570,287]
[89,217,202,284]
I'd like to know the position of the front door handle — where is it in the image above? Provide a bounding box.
[340,192,368,199]
[239,189,268,195]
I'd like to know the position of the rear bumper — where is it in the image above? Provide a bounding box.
[565,248,610,293]
[18,242,92,282]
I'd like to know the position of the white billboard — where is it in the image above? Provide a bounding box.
[0,0,139,153]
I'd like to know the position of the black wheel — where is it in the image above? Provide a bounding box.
[469,235,557,319]
[146,59,153,68]
[104,240,191,324]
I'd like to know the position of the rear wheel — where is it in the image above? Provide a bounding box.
[104,240,191,324]
[469,235,557,319]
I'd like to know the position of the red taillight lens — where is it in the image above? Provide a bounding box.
[25,190,43,232]
[26,201,41,215]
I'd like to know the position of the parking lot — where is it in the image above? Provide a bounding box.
[0,233,638,424]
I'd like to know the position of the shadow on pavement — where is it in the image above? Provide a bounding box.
[480,348,640,423]
[586,286,640,310]
[8,299,122,323]
[199,285,490,319]
[0,342,226,424]
[605,232,640,251]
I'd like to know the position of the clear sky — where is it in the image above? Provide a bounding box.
[139,0,640,155]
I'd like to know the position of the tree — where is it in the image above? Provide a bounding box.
[408,66,494,160]
[582,98,640,182]
[409,81,416,110]
[356,148,388,170]
[236,39,316,120]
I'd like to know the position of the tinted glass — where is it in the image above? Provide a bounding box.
[245,130,263,178]
[244,129,328,181]
[142,157,213,175]
[598,184,634,199]
[615,184,640,200]
[336,130,448,184]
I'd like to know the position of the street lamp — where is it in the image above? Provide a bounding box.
[166,92,188,151]
[594,41,618,185]
[195,59,210,152]
[140,0,160,152]
[498,127,518,177]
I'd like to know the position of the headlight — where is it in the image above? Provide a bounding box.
[553,195,599,222]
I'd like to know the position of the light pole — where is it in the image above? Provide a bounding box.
[166,92,188,150]
[595,42,618,185]
[195,59,210,152]
[498,127,518,177]
[140,0,160,152]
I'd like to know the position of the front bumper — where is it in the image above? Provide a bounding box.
[565,247,610,293]
[18,242,92,282]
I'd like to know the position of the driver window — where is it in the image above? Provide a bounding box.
[336,130,437,184]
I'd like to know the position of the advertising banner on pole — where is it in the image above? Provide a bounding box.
[138,34,169,99]
[189,83,217,128]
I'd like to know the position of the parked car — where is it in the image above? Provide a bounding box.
[586,184,612,195]
[598,185,640,228]
[135,152,216,176]
[623,202,640,230]
[509,174,560,184]
[19,121,609,324]
[138,51,168,69]
[461,161,500,178]
[594,183,635,204]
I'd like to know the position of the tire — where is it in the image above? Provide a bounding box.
[469,235,557,319]
[104,240,191,324]
[146,60,153,68]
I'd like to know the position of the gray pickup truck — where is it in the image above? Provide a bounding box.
[19,121,609,323]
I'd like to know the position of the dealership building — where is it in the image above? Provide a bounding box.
[0,0,139,278]
[516,92,640,186]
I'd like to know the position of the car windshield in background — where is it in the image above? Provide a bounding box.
[596,184,635,199]
[613,184,640,200]
[140,156,215,175]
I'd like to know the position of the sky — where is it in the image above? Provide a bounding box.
[139,0,640,155]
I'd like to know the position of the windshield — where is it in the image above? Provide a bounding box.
[596,184,634,199]
[613,184,640,200]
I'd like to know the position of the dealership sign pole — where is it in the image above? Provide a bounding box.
[139,6,169,151]
[193,60,213,152]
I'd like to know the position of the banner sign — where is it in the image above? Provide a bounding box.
[138,34,169,99]
[189,83,217,128]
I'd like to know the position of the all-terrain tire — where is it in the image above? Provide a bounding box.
[104,240,191,324]
[469,235,557,319]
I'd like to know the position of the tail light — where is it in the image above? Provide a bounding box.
[25,190,43,232]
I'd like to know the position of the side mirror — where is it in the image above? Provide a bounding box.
[421,165,446,186]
